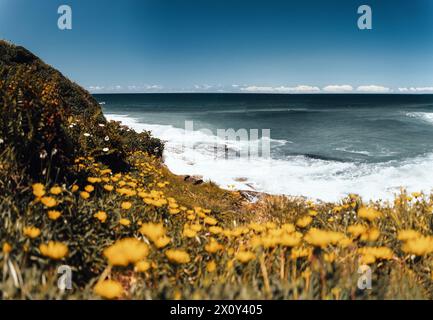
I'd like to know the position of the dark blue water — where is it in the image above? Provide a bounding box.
[96,94,433,201]
[97,94,433,163]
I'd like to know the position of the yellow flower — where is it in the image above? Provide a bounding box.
[103,238,149,266]
[121,202,132,210]
[39,241,68,260]
[49,186,62,195]
[308,210,318,216]
[358,247,394,261]
[401,236,433,256]
[47,210,61,221]
[94,211,108,223]
[360,228,380,242]
[119,218,131,226]
[204,217,218,226]
[358,207,382,222]
[80,191,90,199]
[139,222,166,243]
[165,249,191,264]
[359,254,376,265]
[87,177,101,184]
[183,228,197,238]
[32,183,45,197]
[169,208,180,215]
[154,236,171,249]
[206,260,217,273]
[208,226,223,234]
[190,224,202,232]
[411,192,422,198]
[397,229,422,241]
[23,226,41,239]
[347,224,367,238]
[94,280,123,299]
[235,251,256,263]
[40,196,57,208]
[204,239,224,253]
[2,242,12,254]
[71,184,79,193]
[84,185,95,193]
[304,228,346,248]
[279,233,302,247]
[296,216,313,228]
[103,185,114,192]
[135,260,150,273]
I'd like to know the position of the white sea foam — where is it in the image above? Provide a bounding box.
[107,113,433,202]
[407,112,433,124]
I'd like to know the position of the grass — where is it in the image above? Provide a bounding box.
[1,149,433,300]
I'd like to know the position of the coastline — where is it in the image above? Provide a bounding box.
[104,112,433,203]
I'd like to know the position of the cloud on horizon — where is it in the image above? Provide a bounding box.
[87,83,433,94]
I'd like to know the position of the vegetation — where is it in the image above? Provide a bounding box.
[1,41,432,300]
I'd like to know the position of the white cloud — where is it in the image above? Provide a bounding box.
[356,85,392,93]
[322,85,353,93]
[241,85,320,93]
[88,85,105,92]
[399,87,433,93]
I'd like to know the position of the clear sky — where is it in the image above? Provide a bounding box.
[1,0,433,93]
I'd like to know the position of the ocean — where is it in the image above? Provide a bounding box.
[96,93,433,202]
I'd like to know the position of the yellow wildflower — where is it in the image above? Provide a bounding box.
[154,236,171,249]
[204,239,224,253]
[32,183,45,197]
[360,228,380,242]
[397,230,422,241]
[71,185,79,193]
[47,210,61,221]
[304,228,346,248]
[135,260,151,273]
[347,224,367,238]
[3,242,12,254]
[23,226,41,239]
[103,184,114,192]
[183,228,197,238]
[119,218,131,226]
[206,260,217,273]
[139,222,166,243]
[401,236,433,256]
[121,202,132,210]
[49,186,62,195]
[39,241,68,260]
[358,207,382,222]
[235,251,256,263]
[103,238,149,266]
[94,280,123,300]
[40,196,57,208]
[204,217,218,226]
[208,226,223,234]
[84,185,95,193]
[94,211,107,223]
[296,216,313,228]
[165,249,191,264]
[80,191,90,200]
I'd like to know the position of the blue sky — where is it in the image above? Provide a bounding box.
[1,0,433,93]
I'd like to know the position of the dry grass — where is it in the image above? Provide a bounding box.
[1,149,432,300]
